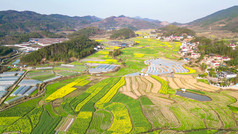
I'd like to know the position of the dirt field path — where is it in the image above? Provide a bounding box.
[58,118,75,132]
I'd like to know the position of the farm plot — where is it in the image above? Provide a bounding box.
[112,93,152,133]
[75,77,121,112]
[172,96,222,128]
[119,76,171,101]
[57,116,75,132]
[68,77,124,134]
[146,96,180,128]
[87,110,112,134]
[54,65,87,73]
[208,103,236,129]
[161,76,179,89]
[31,109,62,134]
[170,104,205,130]
[45,76,90,101]
[170,91,238,130]
[67,112,93,134]
[104,102,132,134]
[5,107,43,134]
[135,77,147,95]
[95,77,125,109]
[142,105,171,129]
[206,92,237,129]
[27,70,57,81]
[162,74,220,92]
[45,77,81,98]
[225,91,238,107]
[151,75,169,94]
[0,97,42,133]
[145,76,161,93]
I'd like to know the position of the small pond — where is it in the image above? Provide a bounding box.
[176,91,211,101]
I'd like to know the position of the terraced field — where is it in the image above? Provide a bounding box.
[161,74,220,92]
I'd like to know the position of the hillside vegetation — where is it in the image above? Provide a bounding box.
[69,27,103,39]
[0,46,13,56]
[21,35,99,65]
[90,16,162,30]
[160,25,196,36]
[0,10,101,36]
[190,6,238,32]
[110,28,136,39]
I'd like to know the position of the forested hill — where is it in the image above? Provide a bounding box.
[21,35,99,65]
[159,25,196,36]
[189,6,238,32]
[0,46,13,56]
[90,16,163,30]
[110,28,136,39]
[0,10,101,37]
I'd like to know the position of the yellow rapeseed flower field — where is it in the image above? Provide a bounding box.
[134,53,145,58]
[46,77,89,101]
[96,77,125,109]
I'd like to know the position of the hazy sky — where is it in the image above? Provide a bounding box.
[0,0,238,23]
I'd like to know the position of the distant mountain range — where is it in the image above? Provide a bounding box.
[0,6,238,36]
[0,11,167,36]
[88,15,165,30]
[189,6,238,32]
[0,10,101,36]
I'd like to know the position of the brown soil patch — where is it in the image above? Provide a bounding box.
[141,76,152,93]
[131,77,141,97]
[144,76,161,93]
[136,77,146,95]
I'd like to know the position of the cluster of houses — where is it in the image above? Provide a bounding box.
[201,54,231,68]
[143,34,194,42]
[158,35,193,42]
[179,42,201,61]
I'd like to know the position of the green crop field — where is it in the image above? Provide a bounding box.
[87,110,112,133]
[31,109,61,134]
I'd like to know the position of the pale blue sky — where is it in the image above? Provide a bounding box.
[0,0,238,23]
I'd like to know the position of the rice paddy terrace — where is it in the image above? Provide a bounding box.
[1,38,238,133]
